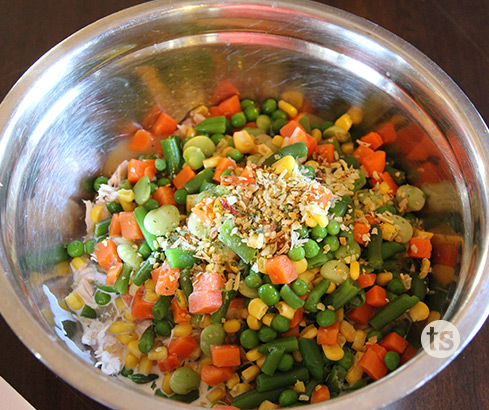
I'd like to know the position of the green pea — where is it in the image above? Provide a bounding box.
[272,118,287,134]
[117,244,143,270]
[170,367,200,395]
[320,260,350,284]
[245,272,263,289]
[231,112,247,128]
[324,235,340,252]
[157,177,171,187]
[367,329,383,342]
[256,114,271,132]
[316,309,337,327]
[118,179,132,190]
[241,98,255,110]
[94,291,111,306]
[144,198,160,211]
[271,314,290,332]
[277,353,294,372]
[302,165,316,179]
[138,243,152,259]
[155,320,172,337]
[261,98,278,114]
[144,205,180,236]
[384,351,401,371]
[338,350,354,370]
[271,109,287,121]
[258,326,277,343]
[304,239,320,258]
[106,201,123,214]
[244,106,259,122]
[93,176,108,192]
[226,148,243,163]
[288,246,305,262]
[133,176,151,205]
[200,324,226,355]
[396,184,426,212]
[240,329,260,349]
[211,133,226,145]
[155,158,166,171]
[311,225,328,240]
[221,169,233,177]
[258,284,280,306]
[291,279,308,296]
[67,240,84,258]
[327,220,341,236]
[84,239,95,255]
[174,189,188,205]
[296,226,309,238]
[279,390,298,407]
[387,278,405,295]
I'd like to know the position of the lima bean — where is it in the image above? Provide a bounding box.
[320,260,350,284]
[200,323,226,356]
[144,205,180,236]
[183,135,216,157]
[390,214,413,243]
[117,244,142,270]
[133,176,151,205]
[396,184,426,212]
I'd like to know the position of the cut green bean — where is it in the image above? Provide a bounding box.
[304,279,330,313]
[307,252,333,269]
[138,324,156,354]
[184,168,214,194]
[165,248,198,269]
[381,242,407,259]
[258,336,299,354]
[368,224,383,270]
[80,305,96,319]
[218,219,256,264]
[94,218,111,237]
[152,295,172,321]
[128,373,159,384]
[132,253,156,286]
[369,294,419,330]
[179,268,193,299]
[326,365,347,395]
[263,142,308,166]
[279,284,305,310]
[161,136,183,178]
[133,206,158,251]
[410,276,427,301]
[256,367,309,392]
[323,278,362,310]
[210,290,237,325]
[298,338,325,380]
[114,263,132,294]
[194,116,226,135]
[261,347,285,376]
[232,388,283,409]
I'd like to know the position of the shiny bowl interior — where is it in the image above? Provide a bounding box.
[1,0,489,409]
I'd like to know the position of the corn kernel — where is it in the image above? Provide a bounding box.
[240,308,249,319]
[257,257,268,274]
[346,106,363,125]
[311,129,322,143]
[322,344,345,361]
[275,301,296,320]
[162,373,173,395]
[298,270,315,285]
[246,347,264,362]
[174,289,188,309]
[381,223,399,242]
[341,142,355,155]
[125,353,139,369]
[293,380,306,393]
[173,323,193,337]
[226,373,240,389]
[118,189,134,203]
[262,313,275,327]
[230,383,251,397]
[420,258,431,279]
[242,365,261,382]
[115,297,126,313]
[138,355,153,376]
[313,213,328,228]
[425,310,441,325]
[148,346,168,361]
[144,279,155,291]
[258,400,279,410]
[248,298,269,320]
[278,100,298,118]
[305,216,318,227]
[129,283,139,297]
[144,290,160,303]
[199,314,211,328]
[292,350,303,362]
[234,130,256,154]
[223,319,241,333]
[256,143,274,158]
[271,155,296,175]
[335,307,344,322]
[326,282,336,294]
[90,205,105,223]
[349,261,360,280]
[409,301,430,322]
[247,314,262,330]
[65,291,84,311]
[379,182,391,195]
[124,310,135,322]
[71,257,87,270]
[119,198,135,212]
[128,340,142,359]
[346,365,364,385]
[339,320,356,343]
[203,156,221,168]
[192,105,209,117]
[337,333,347,348]
[117,332,138,345]
[292,258,308,274]
[300,324,318,339]
[376,272,393,286]
[256,355,267,367]
[206,387,225,403]
[186,127,197,138]
[335,113,353,131]
[272,135,284,147]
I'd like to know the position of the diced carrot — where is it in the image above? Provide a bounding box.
[315,144,335,163]
[109,213,122,237]
[158,353,180,372]
[171,297,191,323]
[433,243,458,267]
[365,285,388,307]
[367,343,387,361]
[400,342,417,364]
[354,222,370,246]
[317,321,339,346]
[188,290,223,314]
[192,198,216,225]
[172,165,196,190]
[127,159,157,183]
[376,122,397,144]
[119,212,144,241]
[94,238,121,270]
[142,106,163,130]
[380,332,408,354]
[200,364,234,386]
[362,150,386,177]
[211,345,241,367]
[365,213,379,225]
[265,255,298,285]
[244,122,257,128]
[356,273,376,288]
[131,289,155,319]
[143,159,157,181]
[209,106,223,117]
[290,308,303,328]
[311,385,330,404]
[213,157,236,182]
[360,132,383,150]
[221,163,255,186]
[347,303,375,325]
[105,262,122,286]
[213,405,240,410]
[193,272,226,292]
[212,79,240,105]
[153,186,177,206]
[217,95,242,119]
[152,112,178,136]
[128,129,154,152]
[408,237,432,259]
[152,261,180,296]
[168,336,199,358]
[353,145,375,163]
[280,120,305,138]
[358,347,387,380]
[288,127,317,157]
[370,171,398,194]
[282,326,300,338]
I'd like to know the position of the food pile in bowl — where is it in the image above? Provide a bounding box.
[61,91,443,409]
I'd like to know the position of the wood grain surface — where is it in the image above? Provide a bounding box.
[1,1,488,409]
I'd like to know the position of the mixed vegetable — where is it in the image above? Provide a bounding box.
[62,91,443,409]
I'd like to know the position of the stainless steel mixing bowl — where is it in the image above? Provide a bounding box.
[1,0,488,409]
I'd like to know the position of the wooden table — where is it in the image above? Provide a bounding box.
[1,1,488,409]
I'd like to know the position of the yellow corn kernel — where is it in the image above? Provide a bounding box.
[90,205,105,223]
[346,365,364,385]
[326,282,336,294]
[335,113,353,131]
[313,213,328,228]
[224,319,241,333]
[349,261,360,280]
[174,289,188,309]
[144,279,155,291]
[271,155,296,175]
[124,353,139,369]
[339,320,356,343]
[148,346,168,361]
[298,270,315,285]
[138,355,153,376]
[256,143,274,158]
[162,373,173,395]
[129,283,139,297]
[246,347,264,362]
[311,128,322,143]
[173,323,193,338]
[381,223,399,242]
[242,365,261,383]
[256,355,267,368]
[409,301,430,322]
[341,142,355,155]
[376,272,393,286]
[278,100,298,118]
[335,307,344,322]
[293,380,306,393]
[275,301,296,320]
[119,198,135,212]
[248,298,269,320]
[188,347,201,361]
[431,264,455,286]
[65,291,84,311]
[258,400,279,410]
[305,216,318,227]
[234,130,256,154]
[117,331,138,345]
[203,156,221,168]
[354,351,364,364]
[346,106,363,125]
[379,182,391,195]
[425,310,441,325]
[300,324,318,339]
[118,189,134,203]
[186,127,197,138]
[292,258,308,274]
[124,310,135,322]
[352,329,367,351]
[128,340,143,359]
[257,257,268,274]
[207,387,225,403]
[240,308,249,319]
[337,333,347,348]
[71,257,87,270]
[322,344,345,361]
[230,383,251,397]
[413,229,434,240]
[226,373,240,389]
[114,297,126,313]
[192,105,209,117]
[292,350,303,362]
[420,258,431,279]
[272,134,284,147]
[144,290,160,303]
[262,313,275,327]
[247,314,262,330]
